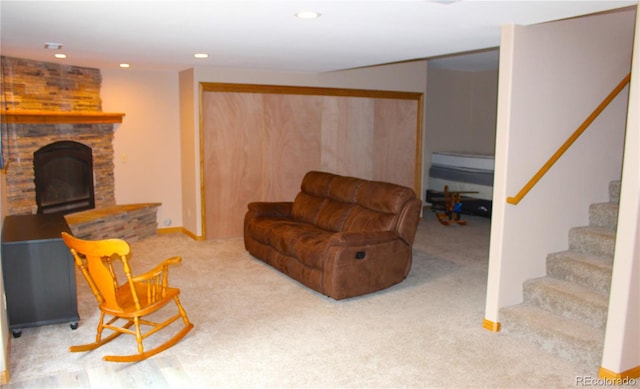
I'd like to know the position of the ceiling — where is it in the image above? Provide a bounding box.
[0,1,637,73]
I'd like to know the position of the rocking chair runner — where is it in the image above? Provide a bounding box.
[61,232,194,362]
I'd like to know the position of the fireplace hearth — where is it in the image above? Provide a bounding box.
[33,140,95,214]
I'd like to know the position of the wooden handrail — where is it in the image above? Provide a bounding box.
[507,73,631,205]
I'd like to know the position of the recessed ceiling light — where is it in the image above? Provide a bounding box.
[119,63,130,68]
[54,53,67,59]
[194,53,209,59]
[295,11,321,19]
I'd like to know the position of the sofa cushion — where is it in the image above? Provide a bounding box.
[315,200,354,232]
[291,192,325,225]
[311,174,361,231]
[357,180,415,214]
[263,221,332,270]
[341,181,415,232]
[327,175,361,202]
[300,171,333,197]
[246,217,293,246]
[249,214,337,270]
[292,172,360,231]
[342,205,396,232]
[291,230,334,270]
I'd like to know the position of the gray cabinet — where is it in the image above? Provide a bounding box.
[1,214,79,337]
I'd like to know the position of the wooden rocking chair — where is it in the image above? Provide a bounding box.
[61,232,194,362]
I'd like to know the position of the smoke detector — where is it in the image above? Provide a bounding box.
[44,42,63,50]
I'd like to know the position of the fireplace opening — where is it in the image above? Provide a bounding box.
[33,140,95,214]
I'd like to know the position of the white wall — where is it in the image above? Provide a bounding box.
[424,67,498,197]
[425,68,498,155]
[602,3,640,375]
[485,8,635,320]
[101,69,182,229]
[178,69,197,237]
[180,61,428,237]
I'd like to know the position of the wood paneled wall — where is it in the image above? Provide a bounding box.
[201,83,422,239]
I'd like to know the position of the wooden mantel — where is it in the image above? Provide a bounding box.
[1,110,125,124]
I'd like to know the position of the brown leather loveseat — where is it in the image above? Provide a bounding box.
[243,171,422,300]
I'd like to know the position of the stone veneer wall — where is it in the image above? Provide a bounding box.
[1,56,116,215]
[1,56,102,111]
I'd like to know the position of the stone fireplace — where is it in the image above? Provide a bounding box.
[3,122,115,215]
[1,56,159,241]
[1,56,115,215]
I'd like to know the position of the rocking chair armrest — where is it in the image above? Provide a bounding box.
[131,256,182,283]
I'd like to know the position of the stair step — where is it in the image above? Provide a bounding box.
[589,202,618,231]
[524,277,609,329]
[501,180,619,371]
[569,226,616,258]
[547,251,612,294]
[500,304,604,370]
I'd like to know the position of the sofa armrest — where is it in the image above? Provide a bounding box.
[328,230,399,247]
[397,198,423,245]
[247,201,293,218]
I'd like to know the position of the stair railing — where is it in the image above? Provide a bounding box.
[506,73,631,205]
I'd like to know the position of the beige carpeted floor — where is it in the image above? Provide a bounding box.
[5,214,599,388]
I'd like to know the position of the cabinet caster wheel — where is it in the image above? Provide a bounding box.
[11,329,22,338]
[70,322,79,330]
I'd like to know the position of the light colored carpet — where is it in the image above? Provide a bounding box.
[6,214,598,388]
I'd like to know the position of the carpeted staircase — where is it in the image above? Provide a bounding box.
[500,181,619,371]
